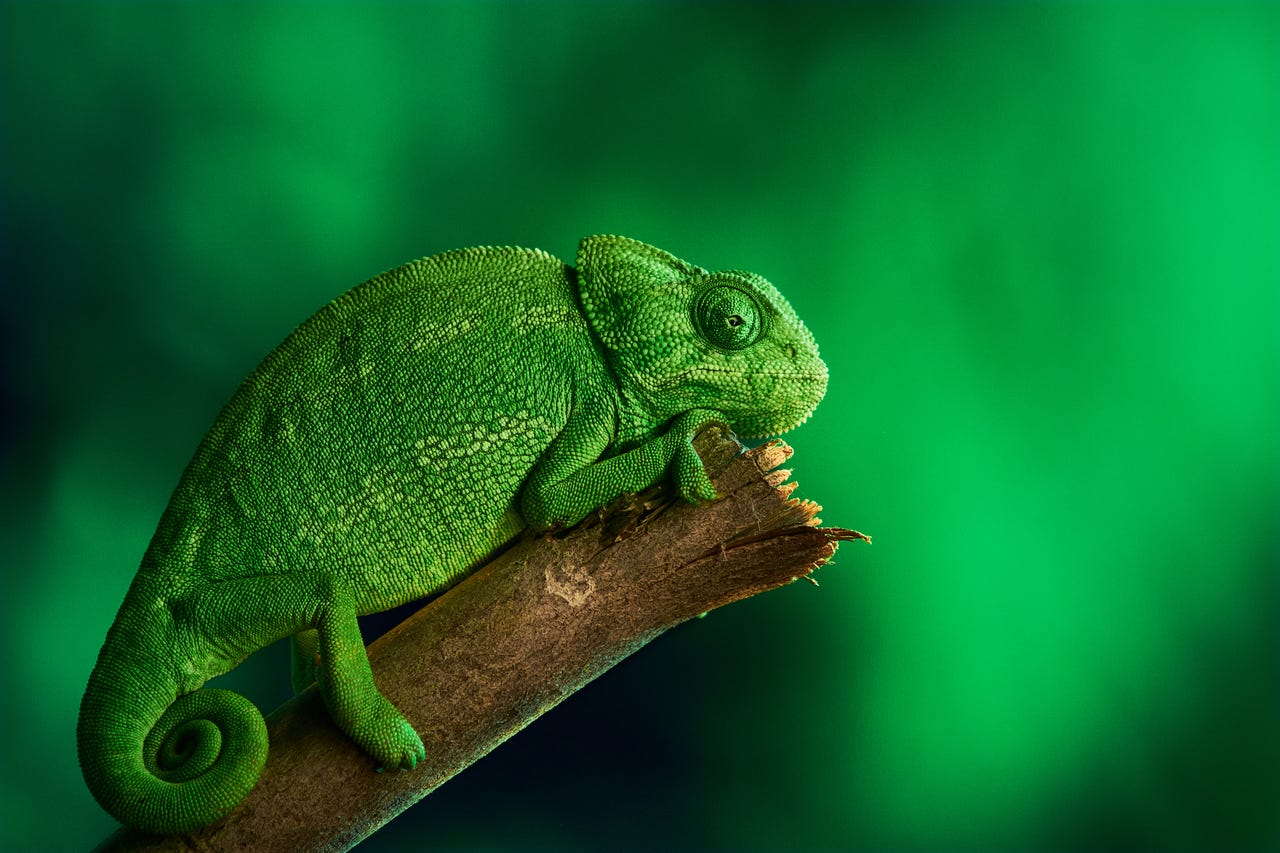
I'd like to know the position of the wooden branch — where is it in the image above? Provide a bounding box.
[96,427,868,853]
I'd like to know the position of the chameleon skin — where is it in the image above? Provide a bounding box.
[77,235,828,835]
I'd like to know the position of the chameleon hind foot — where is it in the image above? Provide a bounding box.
[361,698,427,771]
[313,584,425,771]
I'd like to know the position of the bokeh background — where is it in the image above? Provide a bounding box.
[2,2,1276,851]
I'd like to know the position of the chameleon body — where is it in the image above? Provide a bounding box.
[77,235,827,835]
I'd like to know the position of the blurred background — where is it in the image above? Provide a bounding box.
[2,2,1276,851]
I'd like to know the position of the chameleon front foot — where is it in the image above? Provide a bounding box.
[672,440,718,504]
[670,410,724,504]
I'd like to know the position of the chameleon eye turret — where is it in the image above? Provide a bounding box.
[692,279,768,350]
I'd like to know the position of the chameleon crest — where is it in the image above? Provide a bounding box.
[78,235,827,834]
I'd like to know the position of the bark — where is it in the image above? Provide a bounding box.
[96,427,868,852]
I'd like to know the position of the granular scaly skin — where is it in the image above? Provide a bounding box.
[77,235,828,835]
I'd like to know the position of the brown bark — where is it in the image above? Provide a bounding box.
[96,427,867,852]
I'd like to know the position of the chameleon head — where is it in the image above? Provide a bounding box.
[576,236,828,438]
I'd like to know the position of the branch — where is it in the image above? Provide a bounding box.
[96,427,868,853]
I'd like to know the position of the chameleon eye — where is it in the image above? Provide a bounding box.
[693,284,765,350]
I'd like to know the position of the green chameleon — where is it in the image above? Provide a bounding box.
[77,235,828,835]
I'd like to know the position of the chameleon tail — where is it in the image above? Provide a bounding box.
[77,620,268,835]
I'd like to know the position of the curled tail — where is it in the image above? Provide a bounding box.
[77,620,268,835]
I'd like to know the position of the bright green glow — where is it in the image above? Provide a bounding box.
[2,2,1275,851]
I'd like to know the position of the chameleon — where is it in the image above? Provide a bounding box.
[77,235,828,835]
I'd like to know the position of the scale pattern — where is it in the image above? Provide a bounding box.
[77,235,828,834]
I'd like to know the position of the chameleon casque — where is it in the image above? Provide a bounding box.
[78,235,828,835]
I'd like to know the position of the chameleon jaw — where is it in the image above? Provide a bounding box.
[736,411,814,440]
[665,364,826,440]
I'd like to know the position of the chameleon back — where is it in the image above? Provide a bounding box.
[145,246,603,613]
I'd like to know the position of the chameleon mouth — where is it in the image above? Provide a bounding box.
[658,366,824,385]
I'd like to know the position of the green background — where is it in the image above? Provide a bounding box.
[2,2,1276,851]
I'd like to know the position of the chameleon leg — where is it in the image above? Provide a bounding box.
[290,629,320,694]
[313,586,425,771]
[176,576,424,771]
[522,407,725,530]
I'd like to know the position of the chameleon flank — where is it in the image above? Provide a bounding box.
[77,235,828,835]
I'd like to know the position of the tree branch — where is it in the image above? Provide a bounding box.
[96,427,868,853]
